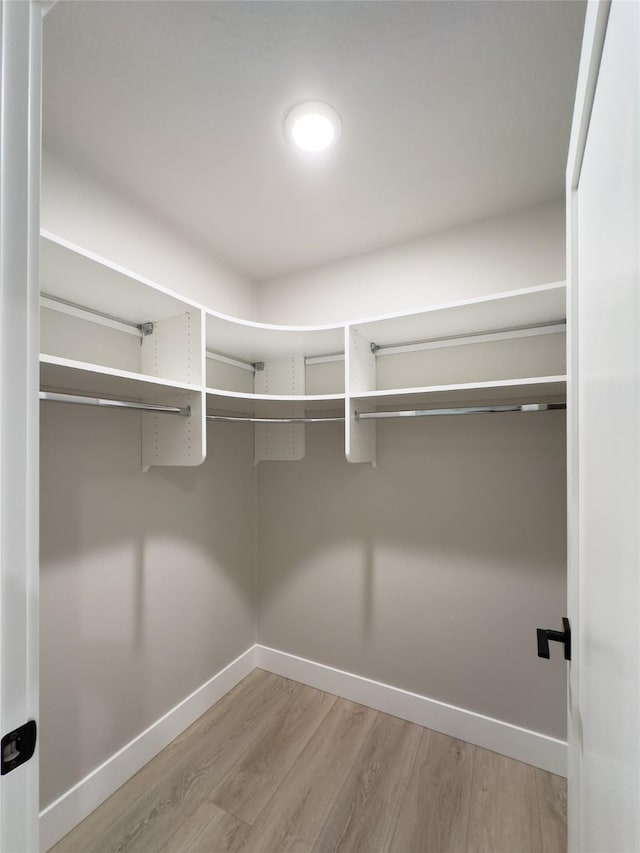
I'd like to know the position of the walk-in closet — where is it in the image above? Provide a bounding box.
[3,0,639,851]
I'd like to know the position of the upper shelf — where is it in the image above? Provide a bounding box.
[41,231,565,353]
[40,231,196,324]
[205,313,344,363]
[351,282,566,346]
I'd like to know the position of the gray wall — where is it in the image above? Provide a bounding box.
[258,412,567,740]
[258,199,565,324]
[39,182,567,810]
[39,149,259,810]
[42,148,258,318]
[40,410,256,807]
[256,198,568,742]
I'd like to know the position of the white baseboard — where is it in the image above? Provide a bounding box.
[39,645,258,852]
[40,642,566,851]
[256,644,567,778]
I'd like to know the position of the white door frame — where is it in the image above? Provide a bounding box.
[0,1,43,850]
[0,2,629,850]
[565,1,637,851]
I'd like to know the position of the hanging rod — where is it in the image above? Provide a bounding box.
[370,320,566,357]
[356,403,566,419]
[39,391,191,417]
[207,414,345,423]
[305,321,567,366]
[41,293,144,338]
[305,352,345,366]
[205,402,565,424]
[205,350,258,373]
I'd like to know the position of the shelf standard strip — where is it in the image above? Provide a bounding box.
[39,391,191,417]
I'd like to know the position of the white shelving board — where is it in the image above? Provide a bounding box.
[41,355,202,400]
[206,312,344,363]
[141,389,205,470]
[346,327,377,465]
[41,231,196,323]
[41,355,206,470]
[39,230,567,467]
[349,376,567,409]
[349,282,566,347]
[206,389,345,416]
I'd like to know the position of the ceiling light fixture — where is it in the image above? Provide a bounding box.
[284,101,341,152]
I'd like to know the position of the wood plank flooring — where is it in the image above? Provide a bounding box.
[50,670,567,853]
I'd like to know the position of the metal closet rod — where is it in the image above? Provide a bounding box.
[41,292,144,337]
[206,402,566,424]
[39,391,191,417]
[38,393,565,422]
[207,414,345,423]
[357,402,566,419]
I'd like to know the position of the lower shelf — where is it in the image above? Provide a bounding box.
[205,388,345,417]
[41,355,206,469]
[350,376,567,411]
[41,354,201,401]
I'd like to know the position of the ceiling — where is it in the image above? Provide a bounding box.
[43,1,586,282]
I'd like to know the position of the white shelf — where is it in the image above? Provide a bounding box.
[206,312,344,363]
[206,388,345,415]
[350,282,566,346]
[41,231,196,323]
[41,354,202,401]
[350,376,567,409]
[39,229,567,466]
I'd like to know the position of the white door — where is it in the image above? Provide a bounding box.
[567,1,640,850]
[0,1,42,850]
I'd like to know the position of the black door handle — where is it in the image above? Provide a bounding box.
[537,617,571,660]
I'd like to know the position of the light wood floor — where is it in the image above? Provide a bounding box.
[50,669,567,853]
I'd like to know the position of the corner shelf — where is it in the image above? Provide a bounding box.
[205,389,345,462]
[206,311,344,364]
[205,388,345,416]
[40,229,566,468]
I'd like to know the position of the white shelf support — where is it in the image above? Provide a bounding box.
[0,2,41,848]
[140,310,206,468]
[254,356,306,463]
[345,327,376,465]
[141,310,203,385]
[141,389,204,471]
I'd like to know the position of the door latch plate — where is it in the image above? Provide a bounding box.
[1,720,37,775]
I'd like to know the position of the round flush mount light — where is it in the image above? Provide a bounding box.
[284,101,341,152]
